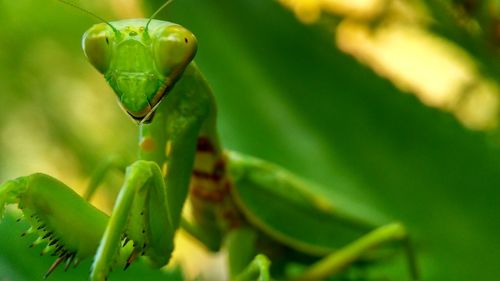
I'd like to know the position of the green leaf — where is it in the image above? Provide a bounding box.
[153,0,500,279]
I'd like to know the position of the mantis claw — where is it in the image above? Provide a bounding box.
[64,253,75,271]
[124,248,140,270]
[44,256,65,279]
[0,173,109,278]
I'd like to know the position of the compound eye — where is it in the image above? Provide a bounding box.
[153,24,197,77]
[82,23,113,74]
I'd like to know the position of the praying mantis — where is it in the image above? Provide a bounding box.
[0,2,419,281]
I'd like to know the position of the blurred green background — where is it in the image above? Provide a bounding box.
[1,0,500,280]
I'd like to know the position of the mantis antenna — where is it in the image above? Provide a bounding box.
[145,0,175,33]
[56,0,120,37]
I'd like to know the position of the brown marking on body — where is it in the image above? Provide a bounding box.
[222,181,231,193]
[192,170,223,181]
[192,153,227,181]
[190,149,243,229]
[190,168,232,203]
[222,210,241,229]
[196,137,215,152]
[140,137,155,152]
[190,185,225,202]
[213,158,226,180]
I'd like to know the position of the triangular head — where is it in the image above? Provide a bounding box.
[82,19,197,123]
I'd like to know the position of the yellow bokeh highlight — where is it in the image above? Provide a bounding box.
[110,0,144,18]
[337,21,472,108]
[279,0,384,23]
[279,0,499,130]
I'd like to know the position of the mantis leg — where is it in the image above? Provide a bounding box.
[93,90,211,280]
[0,173,108,277]
[90,160,174,281]
[226,227,271,281]
[234,254,271,281]
[84,155,127,201]
[228,152,418,280]
[290,222,419,281]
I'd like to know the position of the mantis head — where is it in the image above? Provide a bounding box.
[82,20,197,123]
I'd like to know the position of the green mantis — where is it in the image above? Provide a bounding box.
[0,2,419,281]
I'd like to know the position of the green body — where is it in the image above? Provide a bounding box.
[0,18,418,281]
